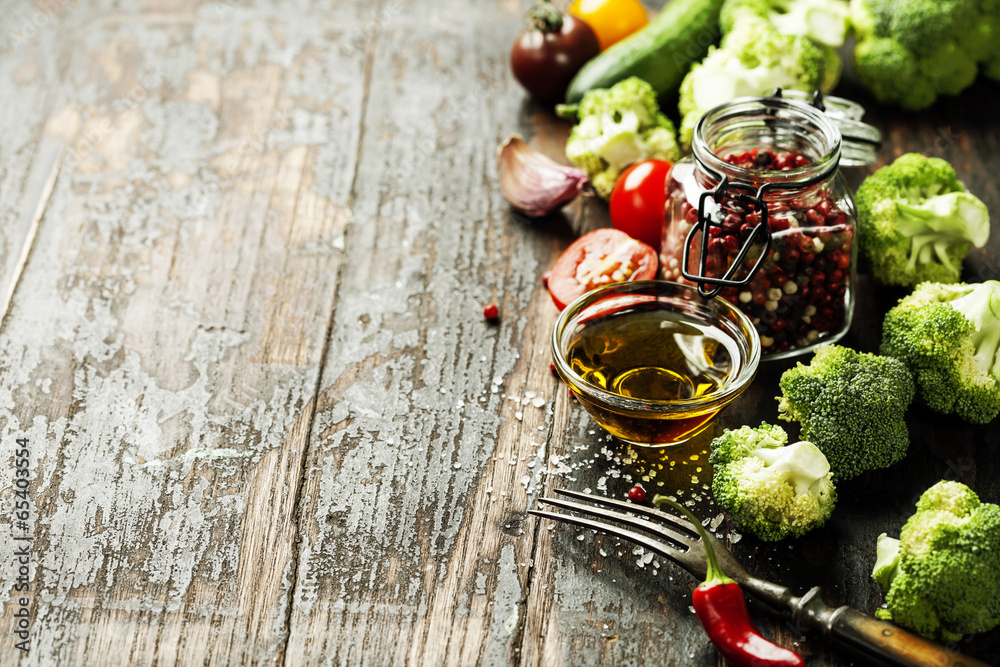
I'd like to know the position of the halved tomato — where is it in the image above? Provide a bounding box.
[547,228,658,310]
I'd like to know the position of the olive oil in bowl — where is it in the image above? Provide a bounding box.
[552,281,760,447]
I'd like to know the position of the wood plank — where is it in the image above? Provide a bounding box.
[0,7,370,664]
[282,1,567,663]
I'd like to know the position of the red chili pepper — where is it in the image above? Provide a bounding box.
[654,495,804,667]
[692,581,803,667]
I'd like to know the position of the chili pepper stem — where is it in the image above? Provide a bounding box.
[652,494,733,586]
[653,494,806,667]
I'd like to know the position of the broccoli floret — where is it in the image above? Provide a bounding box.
[776,344,914,481]
[564,77,681,199]
[881,281,1000,424]
[850,0,998,110]
[872,481,1000,641]
[710,423,837,541]
[678,17,826,148]
[721,0,851,47]
[855,153,990,288]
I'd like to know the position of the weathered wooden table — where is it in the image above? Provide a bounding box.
[1,1,998,665]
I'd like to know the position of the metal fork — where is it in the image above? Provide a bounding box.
[529,489,991,667]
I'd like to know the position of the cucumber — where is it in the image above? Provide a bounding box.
[565,0,725,104]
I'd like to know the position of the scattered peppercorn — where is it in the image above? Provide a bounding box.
[483,303,499,321]
[627,485,646,503]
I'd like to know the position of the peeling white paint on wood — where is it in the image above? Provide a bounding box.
[0,4,364,665]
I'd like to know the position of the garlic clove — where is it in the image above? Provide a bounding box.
[497,135,588,218]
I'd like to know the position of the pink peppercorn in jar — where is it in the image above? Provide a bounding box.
[660,91,880,359]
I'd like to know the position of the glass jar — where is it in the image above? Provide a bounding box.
[659,92,880,360]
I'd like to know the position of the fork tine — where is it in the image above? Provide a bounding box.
[554,488,702,537]
[527,509,692,567]
[537,496,699,555]
[537,490,793,611]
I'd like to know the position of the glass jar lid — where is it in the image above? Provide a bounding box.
[768,89,881,166]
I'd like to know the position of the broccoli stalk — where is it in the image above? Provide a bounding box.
[952,283,1000,379]
[563,77,681,199]
[893,193,991,277]
[855,153,990,288]
[709,423,836,541]
[721,0,851,47]
[881,281,1000,424]
[872,533,901,595]
[776,345,915,480]
[872,481,1000,641]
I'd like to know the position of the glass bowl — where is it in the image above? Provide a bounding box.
[551,280,761,447]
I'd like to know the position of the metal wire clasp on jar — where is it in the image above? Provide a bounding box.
[659,91,880,360]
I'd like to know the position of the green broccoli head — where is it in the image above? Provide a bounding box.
[678,17,826,149]
[855,153,990,288]
[850,0,992,110]
[777,345,914,480]
[710,423,836,541]
[872,480,1000,641]
[722,0,851,47]
[881,281,1000,424]
[851,37,937,111]
[564,77,681,199]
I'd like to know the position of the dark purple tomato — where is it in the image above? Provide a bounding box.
[510,4,600,104]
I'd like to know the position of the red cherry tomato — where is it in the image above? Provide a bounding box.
[547,228,658,310]
[609,159,674,250]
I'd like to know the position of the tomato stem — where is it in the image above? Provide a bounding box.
[527,1,563,33]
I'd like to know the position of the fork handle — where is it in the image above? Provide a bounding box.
[794,588,992,667]
[829,608,992,667]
